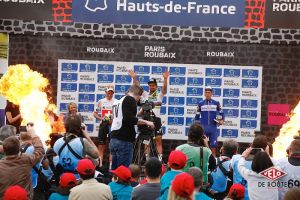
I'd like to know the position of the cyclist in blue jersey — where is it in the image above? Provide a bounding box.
[195,86,224,155]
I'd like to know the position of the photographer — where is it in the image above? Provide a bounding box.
[110,84,155,170]
[129,69,169,160]
[93,86,116,167]
[53,115,99,178]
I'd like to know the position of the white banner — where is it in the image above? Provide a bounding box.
[57,59,262,143]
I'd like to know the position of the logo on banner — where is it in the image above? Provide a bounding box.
[170,67,186,76]
[115,85,130,94]
[60,103,69,112]
[187,77,203,86]
[240,120,257,129]
[97,74,114,83]
[62,63,78,72]
[137,76,150,84]
[61,73,78,82]
[223,89,239,98]
[160,106,167,115]
[79,84,96,92]
[224,69,240,77]
[168,117,184,126]
[169,77,185,85]
[98,64,114,73]
[224,109,239,118]
[241,110,257,119]
[78,104,94,112]
[206,68,222,77]
[241,100,258,108]
[168,97,185,106]
[115,75,131,83]
[134,65,150,74]
[187,87,202,96]
[61,83,77,92]
[206,78,222,87]
[223,99,239,108]
[242,79,259,88]
[85,0,107,11]
[242,69,259,78]
[96,94,106,102]
[212,88,222,97]
[185,117,194,127]
[79,94,95,103]
[186,97,201,106]
[168,107,184,116]
[80,63,97,72]
[222,129,238,138]
[152,66,168,75]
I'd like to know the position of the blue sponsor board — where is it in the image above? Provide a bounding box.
[72,0,245,28]
[59,103,68,112]
[79,84,96,92]
[161,126,166,135]
[114,94,124,100]
[241,99,258,108]
[168,107,184,116]
[152,66,168,75]
[186,117,194,127]
[141,85,149,92]
[206,68,222,77]
[242,79,259,88]
[61,73,78,82]
[78,94,95,103]
[160,106,167,115]
[137,75,150,84]
[224,69,240,77]
[185,127,190,136]
[241,110,257,119]
[168,117,184,126]
[79,63,97,72]
[222,129,238,138]
[115,85,131,94]
[186,97,202,106]
[169,67,186,76]
[115,75,132,84]
[97,74,114,83]
[223,109,239,118]
[134,65,150,74]
[223,89,240,98]
[169,77,186,85]
[242,69,259,78]
[162,96,167,105]
[78,104,95,112]
[223,99,239,108]
[187,77,203,86]
[61,83,77,92]
[205,78,222,87]
[96,94,106,102]
[212,88,222,97]
[62,63,78,72]
[240,120,257,129]
[187,87,203,96]
[168,97,185,106]
[98,64,114,73]
[86,124,94,132]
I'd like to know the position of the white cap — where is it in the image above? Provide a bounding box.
[106,87,114,93]
[204,86,213,91]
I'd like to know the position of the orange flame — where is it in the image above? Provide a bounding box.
[0,64,53,143]
[273,101,300,159]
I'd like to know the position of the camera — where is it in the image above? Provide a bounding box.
[138,100,161,137]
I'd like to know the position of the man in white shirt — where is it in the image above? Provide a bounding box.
[128,69,169,160]
[93,87,116,167]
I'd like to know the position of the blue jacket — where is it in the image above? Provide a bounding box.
[160,170,182,200]
[109,181,133,200]
[195,99,224,126]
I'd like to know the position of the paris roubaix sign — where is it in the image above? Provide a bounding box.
[57,59,262,143]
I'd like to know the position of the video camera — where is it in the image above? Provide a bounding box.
[138,100,162,137]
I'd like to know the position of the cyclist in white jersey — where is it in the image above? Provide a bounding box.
[128,69,169,160]
[93,87,116,167]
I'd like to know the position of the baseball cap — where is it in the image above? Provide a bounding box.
[76,159,95,175]
[172,173,195,200]
[59,173,77,188]
[204,86,213,91]
[106,87,114,93]
[148,78,157,85]
[228,183,245,198]
[168,150,187,170]
[3,185,27,200]
[111,165,132,182]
